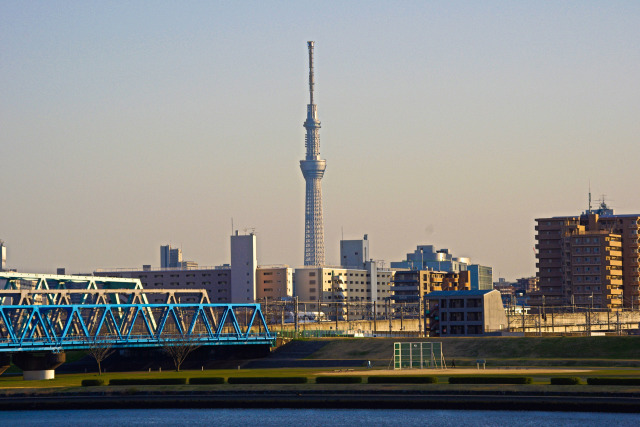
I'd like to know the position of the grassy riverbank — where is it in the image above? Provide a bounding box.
[298,336,640,367]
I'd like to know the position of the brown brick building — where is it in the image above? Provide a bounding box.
[532,203,640,310]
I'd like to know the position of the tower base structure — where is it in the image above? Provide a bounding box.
[12,351,66,380]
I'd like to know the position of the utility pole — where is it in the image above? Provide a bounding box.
[538,308,542,336]
[373,302,377,336]
[346,301,349,323]
[294,296,299,333]
[418,298,423,337]
[423,295,429,337]
[387,299,392,334]
[280,302,284,332]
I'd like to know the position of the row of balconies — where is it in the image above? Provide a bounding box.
[528,295,564,305]
[391,285,419,292]
[539,271,563,278]
[440,320,483,325]
[536,242,561,250]
[535,222,565,231]
[533,288,564,296]
[535,261,562,269]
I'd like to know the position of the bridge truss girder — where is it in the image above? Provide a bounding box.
[0,303,273,352]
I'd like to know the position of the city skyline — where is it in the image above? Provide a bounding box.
[2,2,639,279]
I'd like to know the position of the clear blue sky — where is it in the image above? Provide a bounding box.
[2,1,639,279]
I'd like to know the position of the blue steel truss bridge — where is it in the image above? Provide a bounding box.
[0,272,275,353]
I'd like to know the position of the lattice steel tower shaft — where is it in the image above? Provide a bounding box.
[300,41,326,266]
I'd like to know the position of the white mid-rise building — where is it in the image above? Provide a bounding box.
[340,234,370,269]
[0,240,6,271]
[230,231,257,303]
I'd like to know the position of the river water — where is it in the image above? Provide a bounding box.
[2,409,639,426]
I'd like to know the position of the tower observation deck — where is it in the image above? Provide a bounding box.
[300,41,326,266]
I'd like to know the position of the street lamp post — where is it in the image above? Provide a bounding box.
[588,293,594,335]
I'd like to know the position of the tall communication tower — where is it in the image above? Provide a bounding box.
[300,41,326,266]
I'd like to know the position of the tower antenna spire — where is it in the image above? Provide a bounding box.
[588,180,592,213]
[300,41,326,266]
[308,41,315,105]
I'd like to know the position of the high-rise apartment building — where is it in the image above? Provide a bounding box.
[532,202,640,310]
[160,245,182,269]
[160,244,198,269]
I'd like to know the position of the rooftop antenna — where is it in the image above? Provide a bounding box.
[599,194,608,210]
[588,180,592,213]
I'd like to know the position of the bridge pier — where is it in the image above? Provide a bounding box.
[12,352,66,380]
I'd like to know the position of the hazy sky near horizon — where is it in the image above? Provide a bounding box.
[2,1,639,280]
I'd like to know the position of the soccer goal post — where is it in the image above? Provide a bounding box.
[393,342,446,369]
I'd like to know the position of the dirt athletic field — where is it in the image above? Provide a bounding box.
[323,367,593,375]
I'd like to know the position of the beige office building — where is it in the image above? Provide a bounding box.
[293,265,394,318]
[256,266,293,300]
